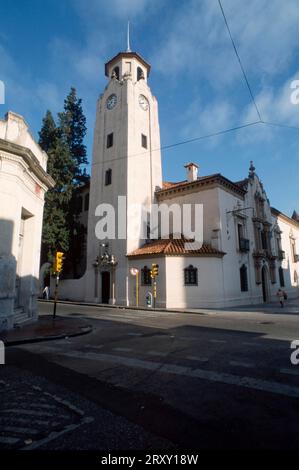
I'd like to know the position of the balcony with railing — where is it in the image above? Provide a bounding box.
[278,250,285,260]
[239,238,250,252]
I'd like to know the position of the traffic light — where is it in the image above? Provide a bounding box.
[151,263,159,278]
[54,251,64,273]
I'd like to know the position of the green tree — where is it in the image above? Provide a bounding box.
[39,110,74,263]
[59,87,88,186]
[39,89,89,277]
[58,88,89,277]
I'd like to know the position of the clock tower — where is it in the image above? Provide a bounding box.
[85,48,163,305]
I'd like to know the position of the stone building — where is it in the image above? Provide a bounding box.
[57,46,299,309]
[0,111,54,330]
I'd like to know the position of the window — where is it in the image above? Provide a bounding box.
[237,223,249,252]
[141,266,152,286]
[107,133,113,148]
[279,266,285,287]
[291,238,298,262]
[240,264,248,292]
[84,193,89,212]
[112,66,119,80]
[261,230,268,250]
[105,169,112,186]
[137,67,144,81]
[237,223,243,244]
[184,265,198,286]
[77,195,83,213]
[125,61,131,73]
[141,134,147,149]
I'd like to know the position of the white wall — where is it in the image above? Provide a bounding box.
[0,112,51,330]
[128,257,166,308]
[165,256,224,309]
[275,215,299,298]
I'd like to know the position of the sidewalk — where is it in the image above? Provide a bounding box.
[38,299,207,315]
[0,315,92,346]
[38,297,299,316]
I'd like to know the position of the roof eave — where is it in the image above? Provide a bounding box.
[105,51,151,77]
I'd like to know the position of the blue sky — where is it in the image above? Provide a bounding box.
[0,0,299,215]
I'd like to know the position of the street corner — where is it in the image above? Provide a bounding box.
[0,315,92,347]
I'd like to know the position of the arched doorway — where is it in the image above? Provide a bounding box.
[261,265,270,302]
[101,271,110,304]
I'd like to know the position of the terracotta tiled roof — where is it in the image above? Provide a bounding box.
[162,181,185,190]
[127,235,226,258]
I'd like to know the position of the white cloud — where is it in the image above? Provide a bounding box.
[152,0,299,86]
[35,82,61,111]
[73,0,163,20]
[180,97,237,147]
[237,70,299,144]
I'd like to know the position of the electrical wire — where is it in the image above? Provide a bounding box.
[262,121,299,131]
[90,2,299,169]
[218,0,262,122]
[92,120,262,166]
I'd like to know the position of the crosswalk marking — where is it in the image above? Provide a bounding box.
[186,356,209,363]
[0,417,59,427]
[61,350,299,399]
[229,361,254,368]
[210,339,227,344]
[112,347,132,352]
[2,409,68,418]
[280,368,299,377]
[0,436,20,444]
[148,351,169,357]
[27,403,57,410]
[22,416,94,450]
[1,425,39,435]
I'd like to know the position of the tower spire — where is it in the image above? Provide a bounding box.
[127,21,131,52]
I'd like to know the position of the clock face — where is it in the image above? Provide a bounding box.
[106,94,117,110]
[139,94,149,111]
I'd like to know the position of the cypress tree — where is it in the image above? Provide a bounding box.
[39,89,89,277]
[58,88,89,276]
[59,87,88,186]
[39,110,73,263]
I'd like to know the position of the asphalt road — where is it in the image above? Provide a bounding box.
[3,301,299,450]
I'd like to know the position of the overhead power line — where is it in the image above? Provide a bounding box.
[92,120,262,167]
[90,2,299,170]
[218,0,263,122]
[262,121,299,131]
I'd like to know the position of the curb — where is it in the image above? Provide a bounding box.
[38,299,208,316]
[3,324,93,347]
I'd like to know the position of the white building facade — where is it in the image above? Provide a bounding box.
[0,111,54,330]
[57,48,299,309]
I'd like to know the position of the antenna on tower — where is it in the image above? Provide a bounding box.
[127,21,131,52]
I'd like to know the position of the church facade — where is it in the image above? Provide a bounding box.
[57,48,299,309]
